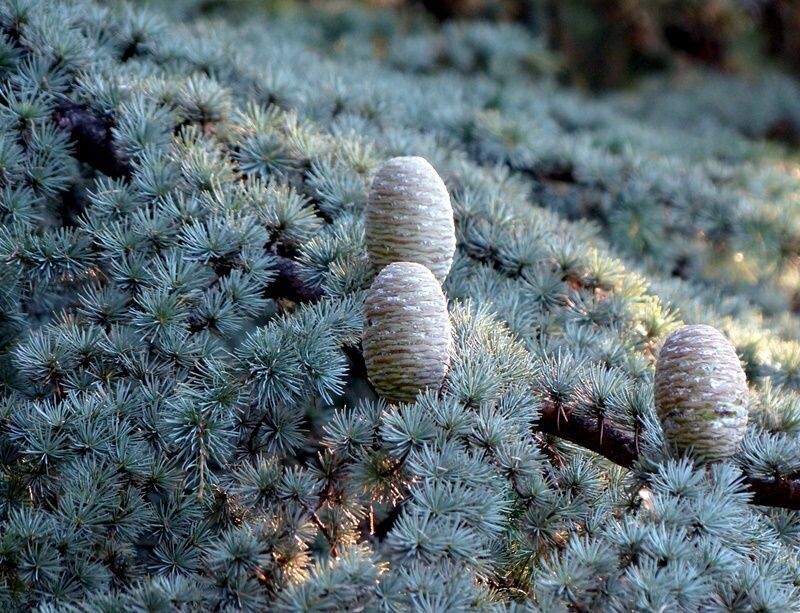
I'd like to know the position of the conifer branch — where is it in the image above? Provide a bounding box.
[538,401,638,468]
[52,81,800,527]
[340,348,800,510]
[537,400,800,510]
[55,104,322,303]
[13,0,800,608]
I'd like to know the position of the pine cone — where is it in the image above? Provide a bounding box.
[363,261,451,403]
[365,156,456,285]
[654,324,749,462]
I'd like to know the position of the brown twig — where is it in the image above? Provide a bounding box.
[307,477,339,557]
[537,400,800,510]
[197,435,206,502]
[539,401,638,468]
[308,509,338,558]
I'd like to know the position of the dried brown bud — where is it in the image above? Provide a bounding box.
[363,261,451,403]
[365,156,456,284]
[654,324,749,462]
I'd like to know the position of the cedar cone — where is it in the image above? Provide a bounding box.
[365,156,456,285]
[363,261,451,403]
[654,324,749,462]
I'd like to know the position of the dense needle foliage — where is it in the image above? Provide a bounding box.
[1,0,800,609]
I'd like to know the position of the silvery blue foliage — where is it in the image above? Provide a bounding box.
[0,0,798,609]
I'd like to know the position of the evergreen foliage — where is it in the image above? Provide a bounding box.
[0,0,799,609]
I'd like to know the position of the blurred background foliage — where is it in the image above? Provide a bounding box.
[158,0,800,92]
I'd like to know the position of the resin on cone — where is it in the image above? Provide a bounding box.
[365,156,456,284]
[363,262,451,403]
[654,324,749,462]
